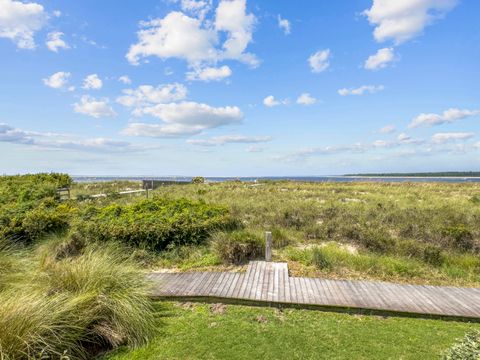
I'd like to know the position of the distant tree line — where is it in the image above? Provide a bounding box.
[345,172,480,177]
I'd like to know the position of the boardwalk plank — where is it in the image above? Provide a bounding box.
[149,261,480,319]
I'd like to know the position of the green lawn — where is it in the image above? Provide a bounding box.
[103,302,478,360]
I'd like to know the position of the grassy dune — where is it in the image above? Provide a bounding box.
[90,180,480,287]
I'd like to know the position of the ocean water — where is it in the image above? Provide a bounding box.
[73,176,480,183]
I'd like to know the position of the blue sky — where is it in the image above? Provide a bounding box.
[0,0,479,176]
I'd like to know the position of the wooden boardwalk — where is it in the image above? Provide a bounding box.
[148,261,480,319]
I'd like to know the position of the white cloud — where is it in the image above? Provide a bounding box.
[278,15,291,35]
[409,108,480,128]
[124,101,243,137]
[308,49,330,73]
[215,0,258,66]
[245,145,264,152]
[127,0,258,68]
[43,71,71,89]
[82,74,103,90]
[187,134,271,146]
[378,125,396,134]
[126,12,217,66]
[118,75,132,84]
[0,0,48,49]
[263,95,290,107]
[73,96,117,118]
[363,0,458,44]
[364,47,395,70]
[263,95,279,107]
[296,93,317,105]
[45,31,68,52]
[338,85,385,96]
[116,83,187,108]
[0,123,141,153]
[431,132,475,144]
[180,0,212,21]
[186,65,232,81]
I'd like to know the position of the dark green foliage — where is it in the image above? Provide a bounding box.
[312,247,332,270]
[443,225,474,251]
[0,173,73,244]
[77,198,236,251]
[422,244,444,266]
[271,227,293,248]
[357,226,395,254]
[191,177,205,184]
[212,230,264,264]
[443,330,480,360]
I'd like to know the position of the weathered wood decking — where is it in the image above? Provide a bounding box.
[148,261,480,319]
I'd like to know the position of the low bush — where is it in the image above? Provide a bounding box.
[443,225,475,252]
[357,226,395,254]
[312,247,332,270]
[271,227,294,249]
[212,230,264,264]
[77,198,237,251]
[0,243,156,360]
[0,173,73,244]
[443,330,480,360]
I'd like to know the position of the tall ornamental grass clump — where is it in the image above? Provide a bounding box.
[77,198,237,251]
[0,244,156,360]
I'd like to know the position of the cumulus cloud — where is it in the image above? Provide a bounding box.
[45,31,68,52]
[278,15,291,35]
[0,0,48,49]
[123,101,243,137]
[116,83,187,108]
[338,85,384,96]
[363,0,458,44]
[187,134,271,146]
[296,93,317,105]
[126,0,258,68]
[43,71,71,89]
[73,96,117,118]
[215,0,257,66]
[431,132,475,144]
[409,108,480,128]
[82,74,103,90]
[308,49,330,73]
[378,125,396,134]
[364,47,395,70]
[263,95,289,107]
[180,0,212,21]
[118,75,132,84]
[186,65,232,81]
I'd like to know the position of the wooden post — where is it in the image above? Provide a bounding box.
[265,231,272,262]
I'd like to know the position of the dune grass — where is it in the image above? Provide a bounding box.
[103,302,480,360]
[0,240,157,360]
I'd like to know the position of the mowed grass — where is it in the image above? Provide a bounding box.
[103,302,479,360]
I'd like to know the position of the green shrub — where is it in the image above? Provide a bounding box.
[271,227,293,248]
[443,225,474,251]
[192,177,205,184]
[422,244,444,266]
[212,230,264,264]
[77,198,237,251]
[312,247,332,270]
[443,330,480,360]
[0,173,73,244]
[0,244,156,360]
[358,226,395,254]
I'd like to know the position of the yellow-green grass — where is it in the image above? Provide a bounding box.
[103,302,480,360]
[74,180,480,286]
